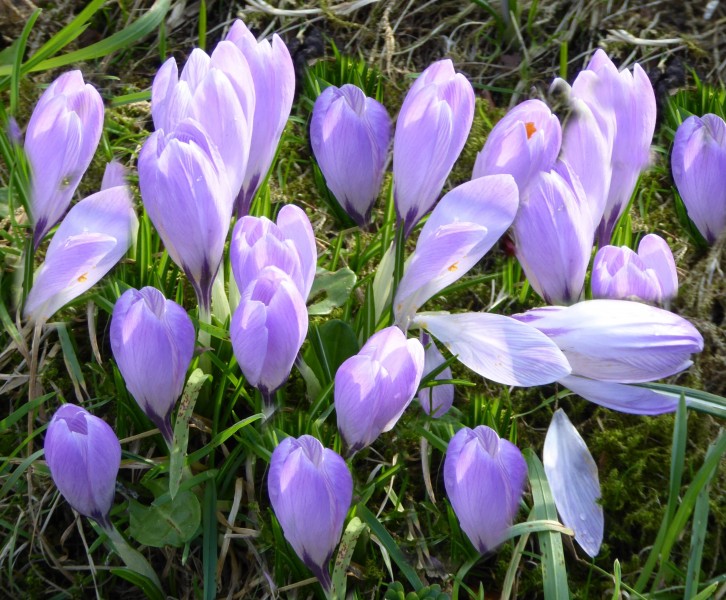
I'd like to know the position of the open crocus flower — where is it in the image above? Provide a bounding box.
[393,59,475,237]
[671,113,726,243]
[23,166,138,323]
[111,287,195,444]
[268,435,352,591]
[311,84,392,226]
[335,326,425,453]
[472,99,561,192]
[444,425,527,553]
[25,70,104,249]
[230,204,317,301]
[592,233,678,305]
[225,20,295,216]
[515,300,704,414]
[44,404,121,528]
[151,41,254,197]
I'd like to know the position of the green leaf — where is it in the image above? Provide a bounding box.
[110,568,166,600]
[307,267,356,315]
[331,516,366,599]
[129,489,201,548]
[303,319,359,386]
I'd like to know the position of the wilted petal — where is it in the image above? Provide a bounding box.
[543,409,603,557]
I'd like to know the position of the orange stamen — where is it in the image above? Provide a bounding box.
[525,121,537,139]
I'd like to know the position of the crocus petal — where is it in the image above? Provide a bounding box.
[418,333,454,417]
[276,204,317,299]
[543,409,603,557]
[637,234,678,301]
[591,245,662,303]
[412,312,571,386]
[560,374,679,414]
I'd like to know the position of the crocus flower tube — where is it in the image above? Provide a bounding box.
[110,287,195,444]
[311,84,392,226]
[393,59,475,237]
[418,332,454,418]
[25,70,104,249]
[44,404,121,528]
[335,326,425,453]
[444,425,527,553]
[225,20,295,216]
[671,113,726,243]
[268,435,352,591]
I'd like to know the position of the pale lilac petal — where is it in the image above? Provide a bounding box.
[276,204,317,299]
[560,375,679,414]
[418,333,454,417]
[591,245,662,303]
[101,161,126,190]
[638,234,678,301]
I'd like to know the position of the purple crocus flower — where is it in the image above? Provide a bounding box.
[138,120,234,312]
[393,59,475,237]
[25,70,104,249]
[230,204,317,301]
[230,267,308,399]
[444,425,527,553]
[225,20,295,216]
[151,42,254,197]
[268,435,352,591]
[472,99,561,192]
[418,332,454,417]
[592,234,678,305]
[569,49,656,243]
[310,84,392,226]
[671,113,726,243]
[44,404,121,528]
[335,326,425,453]
[110,287,195,444]
[23,165,138,322]
[515,299,704,414]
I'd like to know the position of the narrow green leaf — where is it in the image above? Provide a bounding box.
[10,9,40,115]
[110,568,166,600]
[331,517,366,599]
[0,392,53,431]
[203,482,217,600]
[637,382,726,419]
[0,449,43,498]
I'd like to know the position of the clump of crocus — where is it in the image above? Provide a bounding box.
[225,19,295,216]
[393,59,475,237]
[335,326,424,453]
[444,425,527,553]
[44,404,121,528]
[311,84,392,226]
[671,113,726,244]
[592,233,678,306]
[25,70,104,249]
[110,287,195,445]
[268,435,352,592]
[418,333,454,418]
[23,163,138,323]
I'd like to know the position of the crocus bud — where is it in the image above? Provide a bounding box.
[310,84,392,226]
[671,113,726,243]
[231,204,317,301]
[418,333,454,417]
[444,425,527,553]
[513,161,594,304]
[25,70,104,249]
[472,99,561,192]
[110,287,195,443]
[44,404,121,527]
[138,120,234,312]
[231,267,308,397]
[335,326,424,453]
[225,20,295,215]
[268,435,352,591]
[151,43,254,197]
[23,168,138,322]
[393,59,475,237]
[570,49,656,243]
[592,234,678,305]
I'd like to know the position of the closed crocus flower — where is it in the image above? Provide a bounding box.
[418,333,454,417]
[138,120,234,312]
[231,204,317,300]
[23,167,138,323]
[231,267,308,398]
[225,20,295,215]
[515,300,704,414]
[311,84,391,226]
[394,59,475,237]
[151,42,254,197]
[570,49,656,243]
[44,404,121,527]
[472,99,561,192]
[592,234,678,305]
[672,113,726,243]
[110,287,195,444]
[514,161,594,304]
[444,425,527,553]
[335,326,425,453]
[25,70,104,249]
[268,435,352,591]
